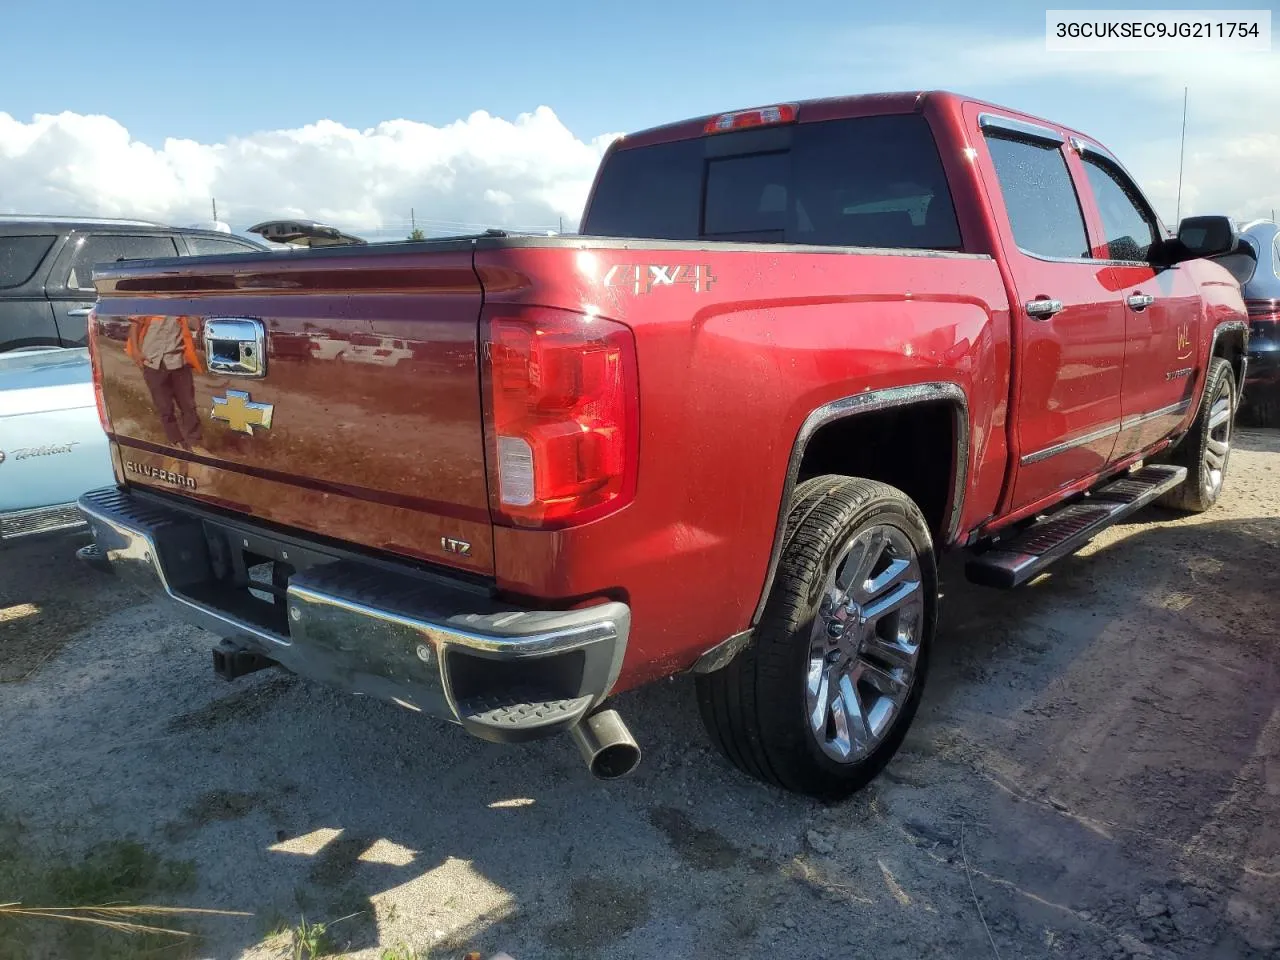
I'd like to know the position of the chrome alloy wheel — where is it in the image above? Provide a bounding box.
[805,524,924,764]
[1204,378,1233,499]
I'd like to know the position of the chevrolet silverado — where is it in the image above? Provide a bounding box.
[77,91,1248,798]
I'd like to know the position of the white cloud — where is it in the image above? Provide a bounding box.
[0,107,622,238]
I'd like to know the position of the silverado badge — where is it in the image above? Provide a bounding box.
[211,390,274,435]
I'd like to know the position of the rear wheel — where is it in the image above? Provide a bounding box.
[696,476,937,800]
[1159,357,1235,512]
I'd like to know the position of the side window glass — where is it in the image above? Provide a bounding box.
[984,134,1090,259]
[1081,157,1159,262]
[66,235,179,291]
[186,236,259,256]
[0,235,55,289]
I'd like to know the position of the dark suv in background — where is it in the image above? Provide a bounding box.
[1214,219,1280,426]
[0,216,268,353]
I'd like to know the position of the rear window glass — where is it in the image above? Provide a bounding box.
[0,235,56,289]
[582,114,962,251]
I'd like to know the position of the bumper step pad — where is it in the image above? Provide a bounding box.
[965,464,1187,589]
[1,502,87,541]
[455,692,595,743]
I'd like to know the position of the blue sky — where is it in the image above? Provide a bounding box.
[1,0,1277,231]
[5,0,1254,144]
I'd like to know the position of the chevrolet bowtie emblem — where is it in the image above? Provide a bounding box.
[211,390,274,435]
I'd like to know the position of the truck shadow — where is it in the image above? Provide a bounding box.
[0,492,1277,958]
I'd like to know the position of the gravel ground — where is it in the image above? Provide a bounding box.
[1,429,1277,960]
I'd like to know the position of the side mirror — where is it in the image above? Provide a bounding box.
[1161,215,1239,264]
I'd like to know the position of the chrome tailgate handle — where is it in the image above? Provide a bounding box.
[204,318,267,378]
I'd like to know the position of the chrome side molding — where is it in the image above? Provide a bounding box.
[1020,422,1121,466]
[1020,399,1193,467]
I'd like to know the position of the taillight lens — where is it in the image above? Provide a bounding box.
[482,308,639,528]
[85,306,110,435]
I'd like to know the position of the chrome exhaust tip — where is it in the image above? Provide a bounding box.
[569,708,641,780]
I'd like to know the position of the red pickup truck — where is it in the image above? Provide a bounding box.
[79,91,1248,799]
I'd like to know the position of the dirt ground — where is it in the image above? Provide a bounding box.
[1,430,1277,960]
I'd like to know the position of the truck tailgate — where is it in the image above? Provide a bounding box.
[91,246,493,574]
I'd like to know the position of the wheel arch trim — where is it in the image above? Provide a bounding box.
[748,381,970,627]
[1198,321,1249,422]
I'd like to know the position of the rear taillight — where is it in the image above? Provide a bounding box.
[704,104,797,134]
[482,308,638,528]
[85,306,110,435]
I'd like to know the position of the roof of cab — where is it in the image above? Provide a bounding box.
[615,90,1093,151]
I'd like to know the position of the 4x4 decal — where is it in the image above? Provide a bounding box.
[603,263,716,295]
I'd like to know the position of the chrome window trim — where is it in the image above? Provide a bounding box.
[1016,251,1173,268]
[1072,138,1153,215]
[1070,136,1120,166]
[978,113,1065,146]
[749,382,969,626]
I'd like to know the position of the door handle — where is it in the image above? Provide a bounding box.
[66,307,93,317]
[1127,293,1155,311]
[1025,298,1063,320]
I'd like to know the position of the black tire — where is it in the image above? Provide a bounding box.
[1159,357,1236,512]
[696,476,937,800]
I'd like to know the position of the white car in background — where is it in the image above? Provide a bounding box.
[0,348,114,542]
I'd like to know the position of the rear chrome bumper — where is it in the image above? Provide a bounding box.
[0,502,88,542]
[77,486,628,743]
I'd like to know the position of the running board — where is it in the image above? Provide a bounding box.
[965,464,1187,589]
